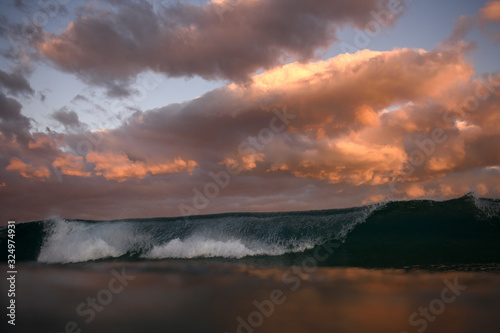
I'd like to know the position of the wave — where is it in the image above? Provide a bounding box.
[30,202,375,263]
[1,194,499,269]
[2,202,376,264]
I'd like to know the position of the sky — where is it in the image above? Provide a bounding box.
[0,0,499,222]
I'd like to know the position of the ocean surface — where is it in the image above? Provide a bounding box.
[1,193,500,332]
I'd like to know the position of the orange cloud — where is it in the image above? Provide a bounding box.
[267,163,289,172]
[476,183,489,196]
[427,157,457,172]
[406,184,426,198]
[86,151,197,182]
[220,153,265,171]
[355,105,381,127]
[440,184,456,197]
[227,47,475,140]
[362,194,387,205]
[248,48,473,98]
[53,154,92,177]
[6,158,50,180]
[480,1,500,22]
[28,136,54,149]
[275,136,406,186]
[208,48,491,192]
[240,153,265,171]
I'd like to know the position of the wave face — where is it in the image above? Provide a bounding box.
[29,204,375,263]
[1,194,499,269]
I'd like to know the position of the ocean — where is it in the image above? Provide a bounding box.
[1,193,499,332]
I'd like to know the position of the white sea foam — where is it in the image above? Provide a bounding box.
[142,235,317,259]
[37,217,149,263]
[470,192,500,219]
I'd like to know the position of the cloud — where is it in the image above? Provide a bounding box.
[0,69,34,96]
[52,154,92,178]
[441,2,500,46]
[0,15,44,71]
[479,1,500,42]
[28,135,54,149]
[71,94,90,104]
[443,15,476,45]
[86,151,197,182]
[51,108,86,130]
[6,157,50,180]
[0,92,32,143]
[445,2,500,44]
[14,0,26,10]
[2,43,500,221]
[480,1,500,23]
[74,47,498,204]
[39,0,404,93]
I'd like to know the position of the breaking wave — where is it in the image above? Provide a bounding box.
[1,194,499,269]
